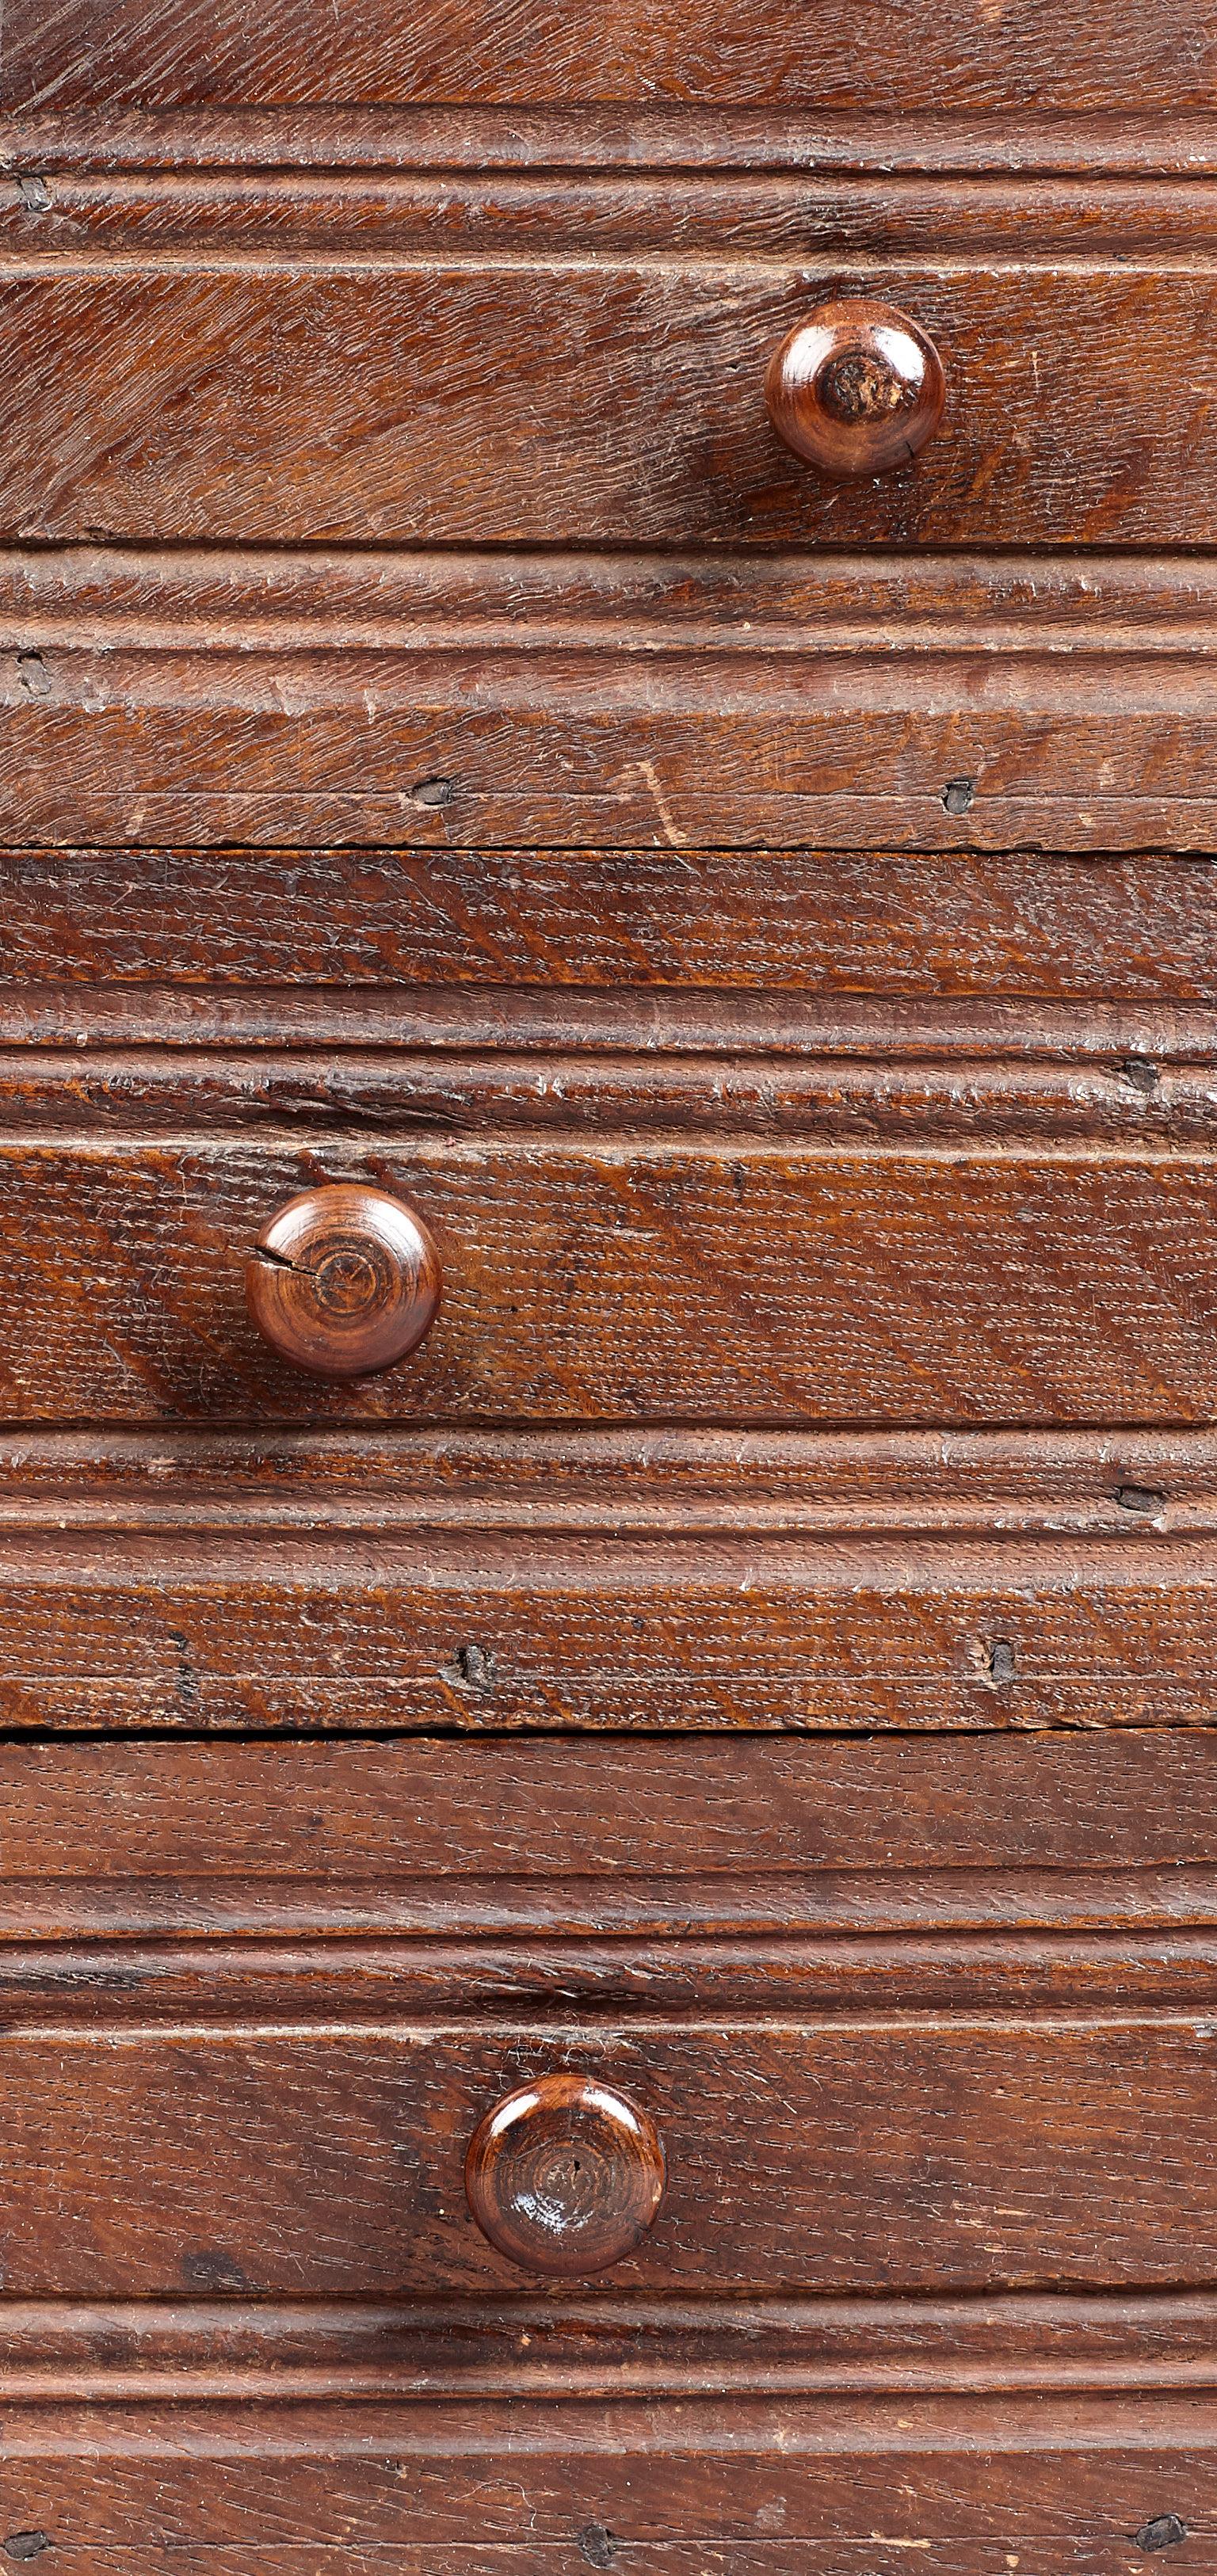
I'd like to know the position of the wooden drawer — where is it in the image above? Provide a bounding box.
[2,0,1211,117]
[0,1731,1210,2565]
[6,1110,1217,1427]
[9,2013,1217,2300]
[0,1728,1215,2303]
[0,261,1211,554]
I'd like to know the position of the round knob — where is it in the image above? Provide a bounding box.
[464,2073,666,2277]
[765,299,945,479]
[246,1183,441,1379]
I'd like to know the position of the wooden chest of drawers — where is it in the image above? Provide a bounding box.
[2,2,1217,2567]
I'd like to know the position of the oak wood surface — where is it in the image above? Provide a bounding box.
[0,846,1212,1014]
[10,102,1217,175]
[0,1726,1207,1885]
[0,1137,1214,1425]
[11,168,1217,257]
[0,267,1214,551]
[4,2015,1217,2296]
[10,557,1217,848]
[0,2396,1211,2564]
[0,1531,1216,1727]
[4,0,1215,112]
[3,2284,1217,2395]
[13,654,1217,852]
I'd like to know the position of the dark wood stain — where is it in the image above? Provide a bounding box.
[1,0,1215,2551]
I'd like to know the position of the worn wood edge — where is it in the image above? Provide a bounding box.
[0,1426,1209,1533]
[8,1922,1217,2008]
[6,106,1217,176]
[9,1877,1217,1941]
[3,1046,1217,1142]
[6,547,1217,640]
[6,173,1217,257]
[1,2289,1217,2398]
[2,992,1216,1058]
[6,788,1217,855]
[0,2384,1210,2452]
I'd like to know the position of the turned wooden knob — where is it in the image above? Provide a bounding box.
[464,2073,666,2277]
[765,299,945,479]
[246,1184,441,1378]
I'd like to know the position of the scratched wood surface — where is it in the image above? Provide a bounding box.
[10,102,1217,176]
[4,0,1215,112]
[7,2016,1217,2295]
[6,0,1217,2529]
[0,267,1213,551]
[4,1724,1217,1959]
[0,1135,1215,1425]
[8,168,1217,258]
[0,2403,1209,2564]
[9,554,1217,848]
[0,845,1211,1017]
[3,1526,1217,1729]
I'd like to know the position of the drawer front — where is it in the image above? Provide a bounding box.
[3,2014,1217,2298]
[2,1137,1217,1426]
[4,1720,1217,2300]
[0,264,1208,552]
[0,845,1213,1021]
[0,1749,1209,2561]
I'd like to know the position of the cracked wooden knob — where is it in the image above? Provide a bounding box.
[465,2074,666,2277]
[765,299,945,478]
[246,1184,441,1378]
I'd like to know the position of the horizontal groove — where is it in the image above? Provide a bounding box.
[10,108,1217,177]
[6,250,1217,275]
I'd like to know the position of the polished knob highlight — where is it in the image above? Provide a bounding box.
[464,2073,666,2277]
[765,299,945,479]
[246,1183,441,1378]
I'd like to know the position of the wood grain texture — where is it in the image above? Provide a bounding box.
[6,2014,1217,2295]
[5,2284,1217,2396]
[0,266,1214,551]
[7,557,1217,850]
[0,847,1215,1023]
[12,169,1217,257]
[10,105,1217,177]
[0,1137,1215,1427]
[4,1045,1217,1145]
[2,1529,1217,1727]
[0,2395,1213,2562]
[0,1423,1215,1534]
[4,0,1215,112]
[12,555,1217,844]
[0,1726,1210,1892]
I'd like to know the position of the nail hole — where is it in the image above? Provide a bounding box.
[578,2528,617,2570]
[411,776,455,808]
[986,1638,1017,1686]
[451,1643,496,1689]
[1135,2517,1188,2553]
[1120,1057,1161,1094]
[941,777,975,814]
[1115,1484,1165,1516]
